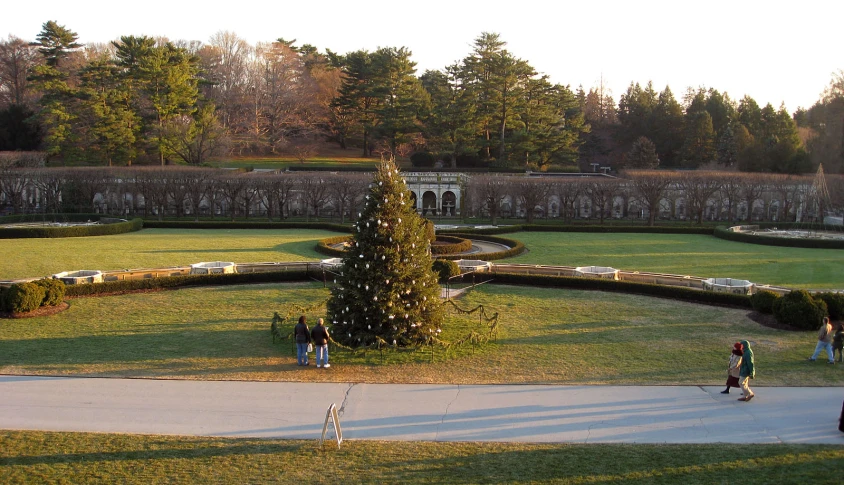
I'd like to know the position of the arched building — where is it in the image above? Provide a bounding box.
[402,172,468,217]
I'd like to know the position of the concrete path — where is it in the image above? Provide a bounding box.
[2,376,843,444]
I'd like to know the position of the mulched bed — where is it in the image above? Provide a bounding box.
[0,302,70,319]
[747,311,803,331]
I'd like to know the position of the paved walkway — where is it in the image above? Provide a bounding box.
[2,376,842,444]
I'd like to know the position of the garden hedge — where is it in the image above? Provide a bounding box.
[315,235,353,258]
[142,220,352,232]
[486,272,753,308]
[0,218,143,239]
[63,269,312,297]
[713,226,844,249]
[749,290,780,314]
[434,233,526,261]
[816,292,844,320]
[431,236,473,255]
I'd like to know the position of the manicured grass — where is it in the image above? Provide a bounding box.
[1,283,840,386]
[3,229,842,289]
[1,430,842,485]
[508,232,844,289]
[0,228,335,280]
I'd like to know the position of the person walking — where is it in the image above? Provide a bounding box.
[832,324,844,364]
[737,340,755,402]
[721,342,743,394]
[294,315,311,366]
[808,317,835,364]
[311,318,331,368]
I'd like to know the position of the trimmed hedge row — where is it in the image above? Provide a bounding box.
[439,224,714,236]
[0,218,143,239]
[713,226,844,249]
[487,272,753,308]
[142,220,352,233]
[431,236,473,255]
[64,270,312,297]
[435,233,526,261]
[315,235,353,258]
[0,213,109,224]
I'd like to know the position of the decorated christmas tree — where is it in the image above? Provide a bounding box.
[327,157,444,348]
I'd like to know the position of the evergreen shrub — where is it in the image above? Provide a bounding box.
[772,290,828,330]
[33,278,66,306]
[431,236,473,255]
[410,151,435,167]
[4,282,46,313]
[816,292,844,320]
[749,290,780,314]
[432,260,461,281]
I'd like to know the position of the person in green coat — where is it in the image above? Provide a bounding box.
[738,340,755,402]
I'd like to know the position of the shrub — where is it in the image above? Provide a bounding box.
[33,278,66,306]
[432,260,460,281]
[410,151,436,167]
[749,290,780,314]
[431,236,473,255]
[772,290,828,330]
[815,292,844,320]
[4,282,46,313]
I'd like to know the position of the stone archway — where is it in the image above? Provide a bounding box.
[442,191,457,216]
[422,191,437,216]
[409,191,418,213]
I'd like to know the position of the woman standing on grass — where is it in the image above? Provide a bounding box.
[294,316,311,366]
[721,342,743,395]
[738,340,755,402]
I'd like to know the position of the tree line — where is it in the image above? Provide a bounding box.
[0,22,842,174]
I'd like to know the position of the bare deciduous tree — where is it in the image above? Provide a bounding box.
[626,170,674,226]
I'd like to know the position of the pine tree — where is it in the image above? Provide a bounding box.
[326,157,444,348]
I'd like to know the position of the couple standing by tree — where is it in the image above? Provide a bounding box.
[293,316,331,368]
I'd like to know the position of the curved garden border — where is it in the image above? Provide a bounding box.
[0,217,144,239]
[315,233,525,261]
[713,226,844,250]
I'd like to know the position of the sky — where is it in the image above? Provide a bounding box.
[2,0,840,112]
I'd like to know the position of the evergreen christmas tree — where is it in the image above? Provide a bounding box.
[327,157,444,348]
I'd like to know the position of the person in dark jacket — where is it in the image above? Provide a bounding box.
[832,324,844,364]
[737,340,755,402]
[310,318,331,368]
[294,315,311,366]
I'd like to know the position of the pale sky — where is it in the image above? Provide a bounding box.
[3,0,840,111]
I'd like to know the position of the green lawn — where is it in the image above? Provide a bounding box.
[3,229,843,289]
[0,228,334,280]
[2,431,842,485]
[1,283,840,386]
[508,232,844,289]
